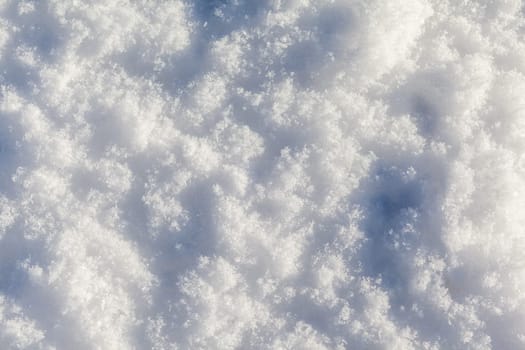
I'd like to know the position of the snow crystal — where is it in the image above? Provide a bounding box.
[0,0,524,349]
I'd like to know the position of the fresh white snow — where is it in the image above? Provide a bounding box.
[0,0,525,349]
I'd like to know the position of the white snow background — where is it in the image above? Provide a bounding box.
[0,0,524,349]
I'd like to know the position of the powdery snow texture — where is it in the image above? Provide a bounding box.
[0,0,524,349]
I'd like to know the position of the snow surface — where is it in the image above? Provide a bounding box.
[0,0,525,349]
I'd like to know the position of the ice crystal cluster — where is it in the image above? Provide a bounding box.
[0,0,524,349]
